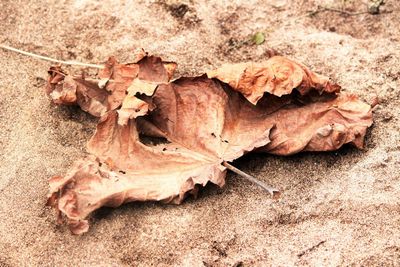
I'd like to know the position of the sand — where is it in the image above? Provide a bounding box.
[0,0,399,266]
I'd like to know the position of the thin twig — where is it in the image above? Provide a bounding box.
[222,161,280,199]
[0,44,104,69]
[308,5,368,16]
[320,5,368,15]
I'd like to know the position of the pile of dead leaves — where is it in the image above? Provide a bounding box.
[45,51,373,234]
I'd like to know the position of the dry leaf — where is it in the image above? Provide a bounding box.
[207,56,340,104]
[117,79,159,125]
[46,67,109,116]
[46,54,176,117]
[45,53,373,234]
[48,76,276,234]
[141,79,372,155]
[255,93,372,154]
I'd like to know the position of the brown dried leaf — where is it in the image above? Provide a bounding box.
[207,56,341,104]
[46,54,373,234]
[46,67,109,116]
[255,93,372,154]
[48,77,275,234]
[46,55,176,117]
[117,79,159,125]
[141,81,371,155]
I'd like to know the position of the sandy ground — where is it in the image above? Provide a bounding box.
[0,0,399,266]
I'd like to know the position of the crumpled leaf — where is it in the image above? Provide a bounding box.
[46,53,176,117]
[47,76,275,234]
[45,52,373,234]
[254,92,372,154]
[140,80,371,155]
[46,67,109,116]
[207,56,341,104]
[117,79,159,125]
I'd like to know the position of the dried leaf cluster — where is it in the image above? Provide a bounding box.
[46,51,373,234]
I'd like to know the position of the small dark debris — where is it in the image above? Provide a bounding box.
[368,0,385,15]
[33,76,46,87]
[212,241,227,257]
[227,38,242,48]
[381,111,393,122]
[67,51,77,60]
[168,4,189,18]
[232,261,243,267]
[297,240,326,258]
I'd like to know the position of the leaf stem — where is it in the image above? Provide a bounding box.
[222,161,280,199]
[0,44,104,69]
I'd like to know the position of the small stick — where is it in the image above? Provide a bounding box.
[0,44,104,69]
[222,161,280,199]
[307,5,369,17]
[319,6,367,15]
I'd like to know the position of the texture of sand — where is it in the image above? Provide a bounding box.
[0,0,399,266]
